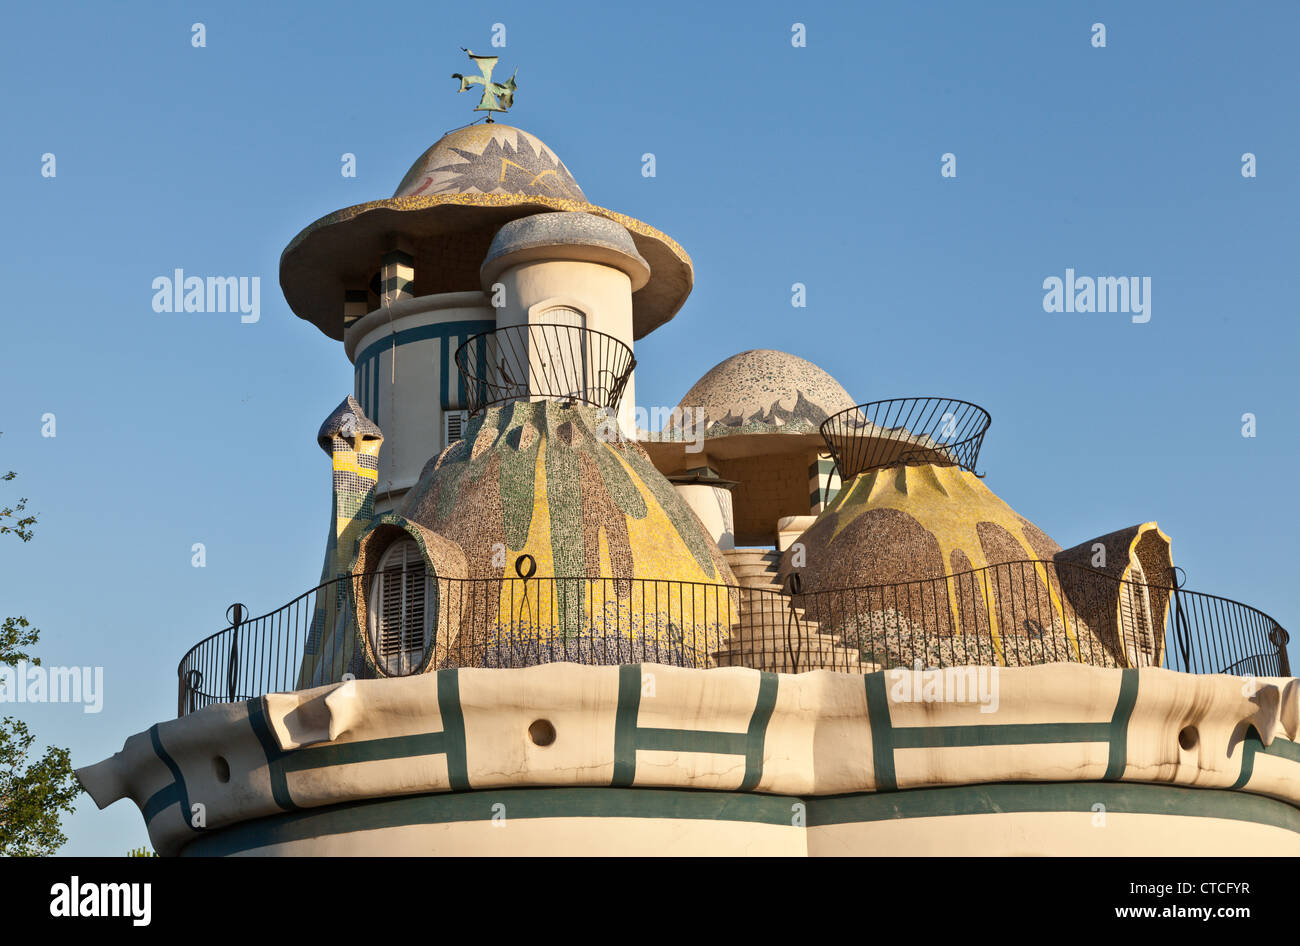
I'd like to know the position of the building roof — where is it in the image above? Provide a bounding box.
[280,124,692,342]
[642,349,857,469]
[316,395,383,454]
[675,349,857,435]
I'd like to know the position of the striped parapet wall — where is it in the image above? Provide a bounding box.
[76,662,1300,856]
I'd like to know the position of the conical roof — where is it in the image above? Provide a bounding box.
[280,124,692,342]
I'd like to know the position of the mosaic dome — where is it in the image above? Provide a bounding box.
[674,349,857,437]
[480,211,649,289]
[781,464,1062,591]
[281,125,693,342]
[772,464,1141,668]
[353,401,737,668]
[394,125,586,201]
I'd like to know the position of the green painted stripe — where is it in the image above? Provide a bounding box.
[436,669,470,791]
[893,722,1110,749]
[810,780,1300,834]
[355,319,495,370]
[741,673,778,791]
[182,786,804,856]
[141,782,181,825]
[181,781,1300,857]
[1103,668,1139,780]
[280,730,448,772]
[146,725,199,831]
[612,664,641,787]
[1234,735,1263,789]
[864,673,897,791]
[1233,734,1300,789]
[637,728,748,755]
[246,700,298,811]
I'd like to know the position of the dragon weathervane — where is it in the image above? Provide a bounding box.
[452,48,517,122]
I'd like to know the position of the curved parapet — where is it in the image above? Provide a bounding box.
[78,662,1300,856]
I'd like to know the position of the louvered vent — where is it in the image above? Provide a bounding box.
[1120,562,1155,665]
[369,539,432,675]
[444,410,469,446]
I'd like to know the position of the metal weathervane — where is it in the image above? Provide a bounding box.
[452,48,517,122]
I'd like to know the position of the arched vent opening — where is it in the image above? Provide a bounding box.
[368,539,434,675]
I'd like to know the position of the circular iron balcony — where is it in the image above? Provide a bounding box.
[820,397,992,481]
[454,323,636,416]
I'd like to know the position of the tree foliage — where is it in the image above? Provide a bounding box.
[0,437,80,856]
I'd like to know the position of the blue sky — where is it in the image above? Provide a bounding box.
[1,1,1296,854]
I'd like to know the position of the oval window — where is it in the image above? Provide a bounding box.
[368,539,434,675]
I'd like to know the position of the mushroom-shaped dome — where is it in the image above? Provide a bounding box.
[280,124,692,343]
[677,349,857,437]
[480,212,649,289]
[643,349,857,474]
[394,124,586,200]
[353,401,737,669]
[777,465,1131,669]
[781,464,1063,591]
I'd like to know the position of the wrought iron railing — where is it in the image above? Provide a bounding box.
[177,561,1289,716]
[771,560,1289,678]
[820,397,992,481]
[453,322,636,416]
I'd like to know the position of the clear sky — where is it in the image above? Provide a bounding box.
[1,0,1296,854]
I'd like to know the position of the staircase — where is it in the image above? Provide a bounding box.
[713,548,863,673]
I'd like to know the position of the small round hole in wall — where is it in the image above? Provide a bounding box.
[213,755,231,783]
[528,719,556,747]
[1178,726,1198,751]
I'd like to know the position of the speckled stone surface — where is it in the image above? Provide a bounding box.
[781,464,1062,589]
[481,211,648,284]
[299,396,384,688]
[666,349,858,440]
[315,394,383,452]
[394,125,586,200]
[1054,523,1174,663]
[772,464,1129,668]
[349,401,737,668]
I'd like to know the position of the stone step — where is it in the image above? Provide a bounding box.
[720,627,843,648]
[712,648,865,673]
[730,562,781,580]
[717,631,837,647]
[722,549,781,567]
[729,604,815,623]
[734,580,784,595]
[730,620,820,634]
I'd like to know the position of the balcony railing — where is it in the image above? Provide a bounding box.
[820,397,992,480]
[176,561,1289,717]
[453,323,636,416]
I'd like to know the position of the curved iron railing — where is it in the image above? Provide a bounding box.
[820,397,992,481]
[773,560,1289,677]
[453,323,636,416]
[177,561,1288,716]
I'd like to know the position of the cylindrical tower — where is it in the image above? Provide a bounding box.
[279,123,694,511]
